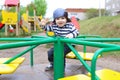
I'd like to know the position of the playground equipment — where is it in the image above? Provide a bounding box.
[9,25,14,33]
[21,13,31,33]
[0,22,5,29]
[2,0,20,36]
[0,36,120,80]
[25,6,42,32]
[58,38,120,80]
[66,35,102,61]
[68,19,96,60]
[0,57,25,74]
[21,13,42,33]
[0,10,15,32]
[59,68,120,80]
[66,51,101,61]
[34,15,43,31]
[0,0,33,36]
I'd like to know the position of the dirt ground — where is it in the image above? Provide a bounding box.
[0,33,120,73]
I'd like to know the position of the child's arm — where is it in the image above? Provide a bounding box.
[66,25,79,38]
[40,19,55,36]
[40,19,52,31]
[66,33,74,38]
[40,19,48,26]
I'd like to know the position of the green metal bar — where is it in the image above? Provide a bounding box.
[1,36,120,80]
[91,47,120,80]
[77,38,120,42]
[61,38,120,48]
[3,37,57,64]
[77,35,102,60]
[0,38,119,49]
[54,37,64,80]
[31,35,47,38]
[4,45,39,64]
[91,49,103,80]
[83,45,86,58]
[0,38,38,41]
[0,38,56,50]
[77,35,101,38]
[83,38,87,58]
[30,48,34,67]
[83,45,86,53]
[67,43,91,72]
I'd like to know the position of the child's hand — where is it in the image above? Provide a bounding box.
[65,34,73,38]
[40,19,47,26]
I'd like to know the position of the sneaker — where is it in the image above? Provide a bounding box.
[45,65,53,71]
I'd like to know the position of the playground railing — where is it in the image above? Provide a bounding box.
[58,37,120,80]
[91,47,120,80]
[0,37,56,66]
[0,36,120,80]
[76,35,102,58]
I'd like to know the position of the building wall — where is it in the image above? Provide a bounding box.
[66,8,87,20]
[68,12,87,20]
[106,0,120,16]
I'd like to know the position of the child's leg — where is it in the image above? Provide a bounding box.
[45,47,54,71]
[48,47,54,63]
[64,44,75,66]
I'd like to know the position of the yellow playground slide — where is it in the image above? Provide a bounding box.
[34,16,43,31]
[21,26,29,33]
[21,13,30,33]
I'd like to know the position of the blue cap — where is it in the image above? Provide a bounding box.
[53,8,65,19]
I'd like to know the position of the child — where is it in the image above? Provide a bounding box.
[41,8,79,71]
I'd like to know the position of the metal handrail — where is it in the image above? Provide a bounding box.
[0,36,120,80]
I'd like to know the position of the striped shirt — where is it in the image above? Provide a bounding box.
[44,22,79,38]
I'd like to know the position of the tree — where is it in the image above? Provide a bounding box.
[0,10,2,22]
[34,0,47,16]
[86,8,105,19]
[86,8,99,19]
[20,6,26,16]
[27,3,35,16]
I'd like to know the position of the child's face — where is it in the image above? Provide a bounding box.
[55,17,67,27]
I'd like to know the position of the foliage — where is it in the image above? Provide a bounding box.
[8,7,16,12]
[0,10,2,22]
[34,0,47,16]
[86,8,105,19]
[27,0,47,16]
[20,6,26,16]
[27,3,35,16]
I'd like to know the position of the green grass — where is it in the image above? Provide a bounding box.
[80,15,120,38]
[79,15,120,56]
